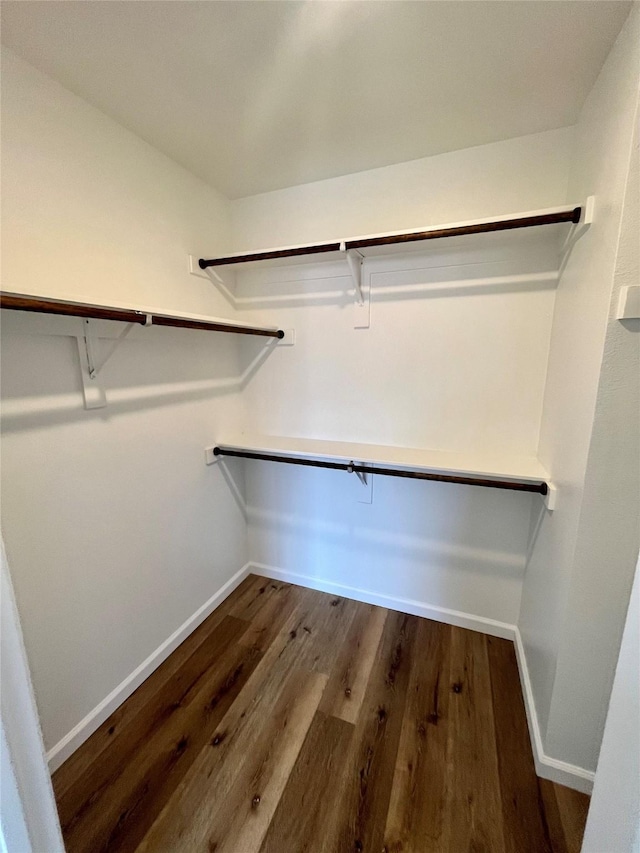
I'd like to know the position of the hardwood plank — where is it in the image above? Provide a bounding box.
[442,628,506,852]
[538,776,591,853]
[229,575,290,622]
[553,783,591,853]
[259,711,354,853]
[139,590,358,851]
[383,618,452,853]
[54,610,250,822]
[139,668,327,852]
[263,586,361,678]
[205,669,328,853]
[487,635,553,853]
[326,609,418,853]
[237,579,301,652]
[55,613,248,829]
[135,594,338,850]
[319,603,388,724]
[225,573,265,611]
[54,578,589,853]
[53,578,253,799]
[60,616,262,853]
[539,779,570,853]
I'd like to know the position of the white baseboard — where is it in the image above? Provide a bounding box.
[514,627,595,794]
[46,560,596,796]
[46,563,251,772]
[248,561,516,640]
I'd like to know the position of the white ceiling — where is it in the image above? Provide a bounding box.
[1,1,631,199]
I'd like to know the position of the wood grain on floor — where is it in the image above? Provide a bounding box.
[53,574,591,853]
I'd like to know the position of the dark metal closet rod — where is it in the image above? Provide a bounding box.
[348,208,582,251]
[213,447,548,495]
[198,208,582,269]
[0,293,284,339]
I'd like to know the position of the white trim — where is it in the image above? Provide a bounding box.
[1,540,64,851]
[1,721,32,853]
[46,563,251,772]
[42,558,595,794]
[248,561,516,640]
[514,628,595,794]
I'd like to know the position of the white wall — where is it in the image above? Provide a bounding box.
[228,128,573,628]
[582,556,640,853]
[231,127,573,250]
[1,49,231,316]
[518,4,640,774]
[0,50,249,761]
[548,85,639,771]
[2,16,636,799]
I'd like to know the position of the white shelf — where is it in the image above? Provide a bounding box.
[197,204,582,274]
[214,434,550,487]
[0,291,283,338]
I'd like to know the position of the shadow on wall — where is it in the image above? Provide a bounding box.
[223,233,561,312]
[0,321,277,432]
[233,269,559,312]
[237,461,534,620]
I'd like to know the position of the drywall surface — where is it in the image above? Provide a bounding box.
[519,4,640,772]
[231,127,574,249]
[546,90,640,767]
[1,49,232,317]
[582,558,640,853]
[0,51,248,754]
[229,129,573,627]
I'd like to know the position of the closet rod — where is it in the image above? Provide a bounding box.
[199,242,342,268]
[213,447,548,495]
[0,293,285,339]
[347,208,582,251]
[198,207,582,269]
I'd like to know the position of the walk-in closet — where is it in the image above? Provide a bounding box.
[1,2,638,851]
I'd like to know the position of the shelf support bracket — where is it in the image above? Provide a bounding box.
[343,246,365,304]
[77,317,147,410]
[348,461,373,503]
[341,244,370,329]
[77,326,106,410]
[83,318,137,380]
[82,319,99,381]
[347,460,368,485]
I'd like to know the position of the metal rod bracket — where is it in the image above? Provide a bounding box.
[345,249,365,304]
[77,318,137,410]
[560,196,595,264]
[347,461,368,485]
[83,318,135,379]
[355,468,368,486]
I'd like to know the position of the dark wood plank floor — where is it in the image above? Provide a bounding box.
[53,575,591,853]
